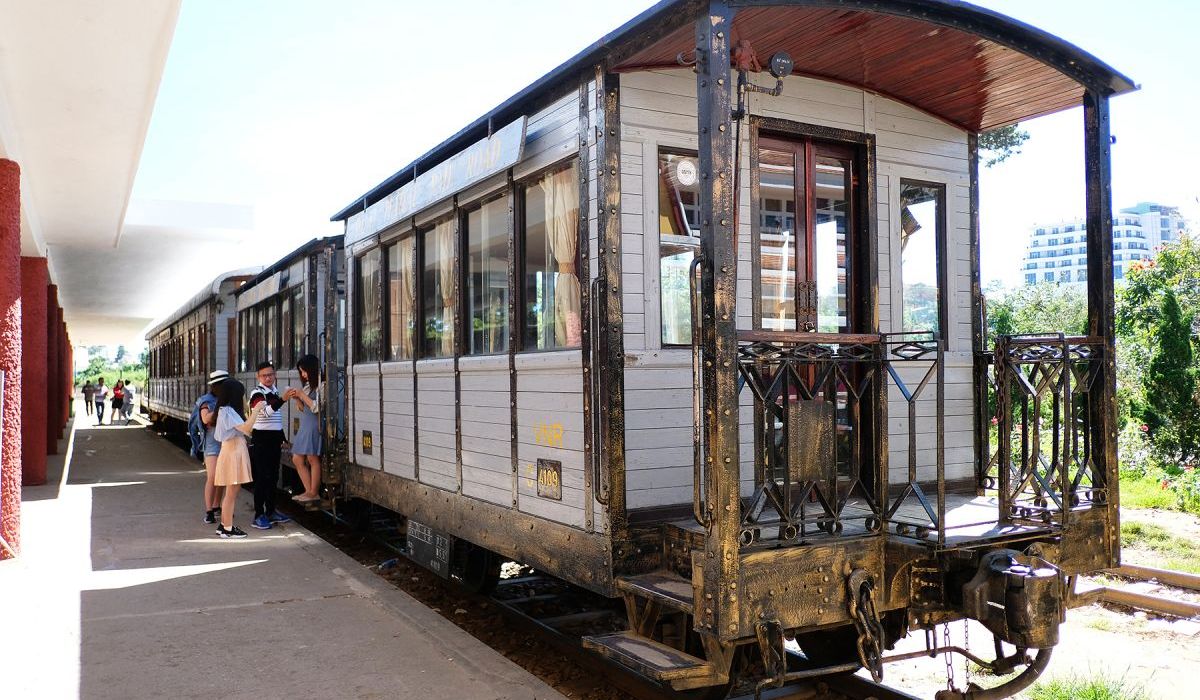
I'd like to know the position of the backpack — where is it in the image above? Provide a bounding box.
[188,395,215,460]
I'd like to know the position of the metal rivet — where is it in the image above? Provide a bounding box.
[718,124,726,132]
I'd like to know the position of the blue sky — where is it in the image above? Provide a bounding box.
[131,0,1196,288]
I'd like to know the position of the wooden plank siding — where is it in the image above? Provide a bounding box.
[618,69,977,511]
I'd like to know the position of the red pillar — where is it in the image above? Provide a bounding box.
[46,285,59,453]
[0,159,22,558]
[59,311,69,432]
[20,256,47,486]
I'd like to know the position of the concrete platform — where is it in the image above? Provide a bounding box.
[1,404,566,700]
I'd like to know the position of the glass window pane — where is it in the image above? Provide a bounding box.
[264,302,276,365]
[758,148,797,330]
[292,287,305,360]
[387,237,415,360]
[899,182,943,335]
[280,295,292,367]
[523,162,580,350]
[421,221,455,358]
[356,248,382,363]
[814,158,849,333]
[658,150,700,345]
[466,198,509,355]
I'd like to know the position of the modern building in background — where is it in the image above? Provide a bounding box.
[1021,202,1189,285]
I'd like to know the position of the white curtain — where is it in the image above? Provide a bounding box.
[540,167,580,346]
[435,219,456,356]
[398,237,414,358]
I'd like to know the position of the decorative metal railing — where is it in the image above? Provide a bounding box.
[733,331,945,547]
[984,334,1109,526]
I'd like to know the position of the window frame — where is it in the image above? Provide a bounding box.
[655,147,702,347]
[417,216,458,359]
[384,233,417,362]
[897,178,949,345]
[354,248,384,364]
[462,194,511,357]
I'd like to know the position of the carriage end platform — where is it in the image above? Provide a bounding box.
[0,404,565,700]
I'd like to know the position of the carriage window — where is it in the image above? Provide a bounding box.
[264,301,277,365]
[899,181,945,337]
[291,286,305,361]
[238,309,250,371]
[280,294,293,367]
[523,161,580,350]
[387,237,415,360]
[421,220,455,358]
[465,197,509,355]
[356,248,383,363]
[658,150,701,345]
[759,148,798,331]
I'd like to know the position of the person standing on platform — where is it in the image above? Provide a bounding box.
[197,370,228,524]
[82,380,95,416]
[110,380,125,422]
[284,354,323,504]
[248,362,291,530]
[122,381,136,423]
[212,379,266,539]
[94,377,108,424]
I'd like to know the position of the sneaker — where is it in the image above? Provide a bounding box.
[203,510,216,524]
[251,515,272,530]
[216,525,248,539]
[267,511,291,524]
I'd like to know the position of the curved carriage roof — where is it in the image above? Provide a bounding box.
[145,267,261,339]
[234,236,344,297]
[332,0,1136,222]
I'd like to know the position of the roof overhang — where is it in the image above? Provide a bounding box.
[333,0,1136,222]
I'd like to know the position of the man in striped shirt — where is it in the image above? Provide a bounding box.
[248,361,292,530]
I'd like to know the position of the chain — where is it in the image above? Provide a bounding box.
[848,570,886,683]
[942,623,957,692]
[963,619,973,686]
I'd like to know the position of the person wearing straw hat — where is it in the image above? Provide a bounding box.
[197,370,229,524]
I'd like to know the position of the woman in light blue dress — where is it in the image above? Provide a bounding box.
[285,354,322,503]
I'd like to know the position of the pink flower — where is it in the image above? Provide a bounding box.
[991,417,999,425]
[1140,424,1150,432]
[1161,479,1171,490]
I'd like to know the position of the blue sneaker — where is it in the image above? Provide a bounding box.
[267,511,291,524]
[251,515,272,530]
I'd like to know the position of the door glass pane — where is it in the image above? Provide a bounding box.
[659,150,701,345]
[758,148,797,331]
[899,182,942,335]
[466,198,509,355]
[814,158,849,333]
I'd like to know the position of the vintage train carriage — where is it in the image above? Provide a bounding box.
[144,268,259,422]
[232,236,347,486]
[330,1,1134,696]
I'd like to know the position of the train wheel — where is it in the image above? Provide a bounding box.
[453,542,500,595]
[792,625,862,670]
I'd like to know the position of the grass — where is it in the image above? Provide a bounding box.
[1027,674,1149,700]
[1120,473,1178,510]
[1120,521,1200,573]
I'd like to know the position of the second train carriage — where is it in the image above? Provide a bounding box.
[327,0,1134,696]
[144,268,259,422]
[231,236,347,489]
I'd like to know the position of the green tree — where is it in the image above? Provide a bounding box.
[978,124,1030,167]
[1136,290,1199,461]
[114,345,127,364]
[986,281,1088,345]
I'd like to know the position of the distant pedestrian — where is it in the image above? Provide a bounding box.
[110,380,125,421]
[248,361,291,530]
[284,354,322,504]
[197,370,228,524]
[82,380,95,416]
[121,382,136,423]
[212,379,266,539]
[94,378,108,424]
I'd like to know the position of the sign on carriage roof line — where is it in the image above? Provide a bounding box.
[345,117,527,246]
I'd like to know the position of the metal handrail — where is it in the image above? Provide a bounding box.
[590,277,609,506]
[689,254,709,527]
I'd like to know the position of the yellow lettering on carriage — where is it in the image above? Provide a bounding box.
[533,421,564,448]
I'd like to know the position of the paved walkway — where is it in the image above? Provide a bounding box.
[1,404,565,700]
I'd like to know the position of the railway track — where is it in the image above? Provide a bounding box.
[302,499,923,700]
